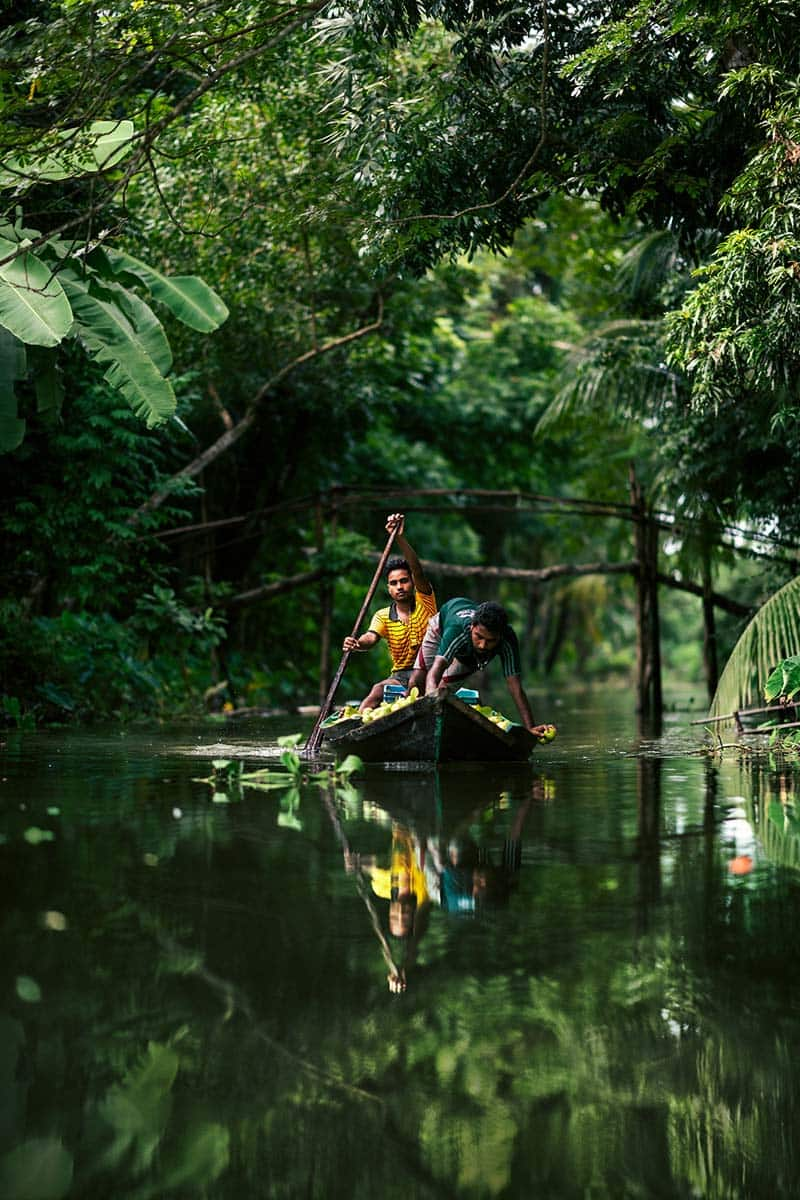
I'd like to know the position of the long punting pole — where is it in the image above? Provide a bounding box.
[303,523,400,756]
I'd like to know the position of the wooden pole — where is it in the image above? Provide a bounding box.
[303,523,400,756]
[631,471,646,719]
[630,467,663,731]
[646,509,663,728]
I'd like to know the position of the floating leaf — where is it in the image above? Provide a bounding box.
[336,755,363,776]
[15,976,42,1003]
[23,827,54,845]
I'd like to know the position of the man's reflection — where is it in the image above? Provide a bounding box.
[340,776,553,991]
[345,824,436,992]
[441,793,532,914]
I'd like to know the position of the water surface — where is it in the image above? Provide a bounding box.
[2,693,800,1199]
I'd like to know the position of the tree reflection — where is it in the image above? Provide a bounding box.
[3,750,800,1197]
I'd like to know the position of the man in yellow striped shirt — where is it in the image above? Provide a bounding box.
[343,513,436,711]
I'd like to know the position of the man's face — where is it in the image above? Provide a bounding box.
[387,568,413,603]
[470,622,501,654]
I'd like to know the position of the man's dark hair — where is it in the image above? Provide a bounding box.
[472,601,508,634]
[385,556,411,580]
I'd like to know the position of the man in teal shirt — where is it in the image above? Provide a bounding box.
[409,597,549,737]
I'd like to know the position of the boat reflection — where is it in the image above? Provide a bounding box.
[325,765,556,992]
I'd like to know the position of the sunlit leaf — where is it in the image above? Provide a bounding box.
[60,273,175,427]
[105,248,229,333]
[0,120,135,187]
[0,238,73,348]
[155,1121,230,1193]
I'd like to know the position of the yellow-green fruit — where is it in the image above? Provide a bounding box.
[539,725,557,743]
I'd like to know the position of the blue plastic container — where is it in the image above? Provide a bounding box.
[454,688,480,705]
[383,683,407,703]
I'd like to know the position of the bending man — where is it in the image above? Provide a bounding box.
[343,513,436,711]
[409,597,549,737]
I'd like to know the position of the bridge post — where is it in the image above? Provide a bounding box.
[630,469,663,732]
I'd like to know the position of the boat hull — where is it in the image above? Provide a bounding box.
[322,692,537,765]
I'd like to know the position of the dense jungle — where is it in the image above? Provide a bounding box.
[2,0,800,724]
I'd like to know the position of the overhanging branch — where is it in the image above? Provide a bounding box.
[126,295,384,528]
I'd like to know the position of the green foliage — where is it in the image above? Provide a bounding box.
[0,221,227,449]
[0,235,73,348]
[0,327,27,451]
[764,656,800,703]
[0,589,228,725]
[0,119,135,187]
[710,576,800,720]
[3,0,800,718]
[104,250,229,334]
[1,695,36,730]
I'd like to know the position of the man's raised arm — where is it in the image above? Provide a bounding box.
[386,512,433,595]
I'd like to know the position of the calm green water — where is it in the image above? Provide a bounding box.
[2,694,800,1199]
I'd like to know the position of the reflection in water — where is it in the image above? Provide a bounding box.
[331,771,551,994]
[3,723,800,1197]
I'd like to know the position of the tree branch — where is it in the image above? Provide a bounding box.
[126,295,384,527]
[225,566,329,608]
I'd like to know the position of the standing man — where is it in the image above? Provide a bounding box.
[409,597,550,737]
[342,513,436,711]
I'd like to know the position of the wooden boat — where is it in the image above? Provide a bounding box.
[322,691,537,765]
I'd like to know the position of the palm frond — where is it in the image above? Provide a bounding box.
[534,318,677,435]
[709,574,800,721]
[616,230,680,307]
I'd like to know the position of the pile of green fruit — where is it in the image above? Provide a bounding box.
[475,704,514,731]
[327,687,421,726]
[362,686,420,722]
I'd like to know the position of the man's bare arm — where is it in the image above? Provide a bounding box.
[425,655,450,693]
[386,512,433,595]
[505,674,548,736]
[343,631,380,652]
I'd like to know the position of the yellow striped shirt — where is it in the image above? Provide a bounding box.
[368,589,437,670]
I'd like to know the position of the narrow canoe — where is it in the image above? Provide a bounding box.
[322,691,537,765]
